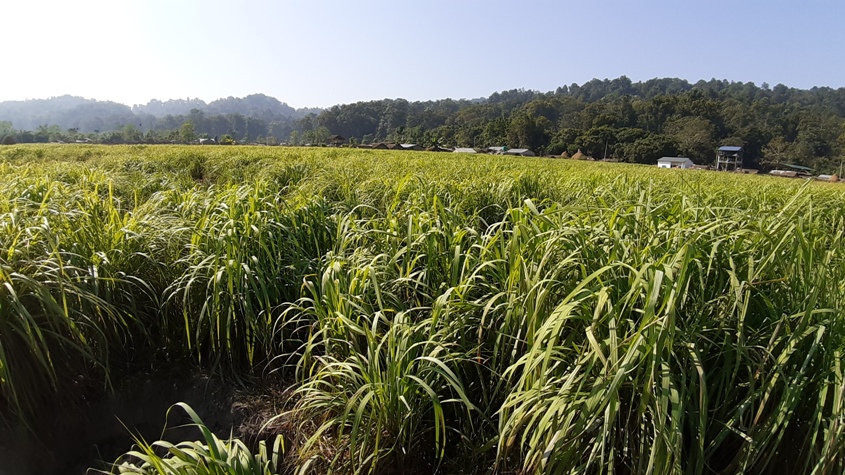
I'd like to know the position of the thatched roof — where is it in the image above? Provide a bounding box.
[571,149,585,160]
[560,151,570,158]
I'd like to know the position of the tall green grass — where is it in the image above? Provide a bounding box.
[0,145,843,473]
[98,402,285,475]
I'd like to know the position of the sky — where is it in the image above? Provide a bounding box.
[2,0,843,109]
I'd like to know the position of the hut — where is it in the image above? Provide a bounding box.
[657,157,694,169]
[453,148,477,154]
[571,149,586,160]
[505,148,535,157]
[560,151,570,159]
[329,135,345,147]
[716,146,743,171]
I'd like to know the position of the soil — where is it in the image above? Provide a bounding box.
[0,370,288,475]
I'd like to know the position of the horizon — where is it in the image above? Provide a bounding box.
[3,0,844,109]
[2,74,841,112]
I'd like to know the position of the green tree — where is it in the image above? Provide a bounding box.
[507,113,550,151]
[180,122,196,143]
[0,121,14,138]
[665,117,716,163]
[120,124,142,143]
[761,136,794,168]
[622,134,680,164]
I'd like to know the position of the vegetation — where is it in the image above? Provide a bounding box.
[2,77,845,171]
[0,144,844,474]
[96,403,285,475]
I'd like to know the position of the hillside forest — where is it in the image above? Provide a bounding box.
[1,77,845,172]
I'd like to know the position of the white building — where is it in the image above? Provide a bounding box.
[453,148,477,154]
[657,157,694,169]
[504,148,536,157]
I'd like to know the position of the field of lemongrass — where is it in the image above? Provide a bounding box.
[1,144,844,474]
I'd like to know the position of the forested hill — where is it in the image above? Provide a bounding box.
[0,93,318,133]
[1,77,844,173]
[313,77,845,172]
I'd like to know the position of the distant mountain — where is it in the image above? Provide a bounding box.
[0,94,322,133]
[0,95,136,132]
[131,98,209,117]
[132,93,317,120]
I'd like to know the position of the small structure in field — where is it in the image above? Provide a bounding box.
[716,146,743,171]
[1,135,16,145]
[329,135,345,147]
[505,148,535,157]
[657,156,694,169]
[560,151,570,159]
[487,146,506,154]
[453,147,477,154]
[769,163,814,178]
[400,143,422,151]
[571,149,590,160]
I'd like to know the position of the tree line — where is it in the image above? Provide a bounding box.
[2,77,844,172]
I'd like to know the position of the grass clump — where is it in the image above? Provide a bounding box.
[98,402,285,475]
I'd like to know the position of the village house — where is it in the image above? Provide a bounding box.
[505,148,535,157]
[657,157,694,169]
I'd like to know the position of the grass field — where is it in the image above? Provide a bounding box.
[1,144,844,474]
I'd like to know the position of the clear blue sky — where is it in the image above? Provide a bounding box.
[3,0,843,108]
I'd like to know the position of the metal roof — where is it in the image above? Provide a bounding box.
[783,163,814,172]
[658,156,693,163]
[718,146,743,152]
